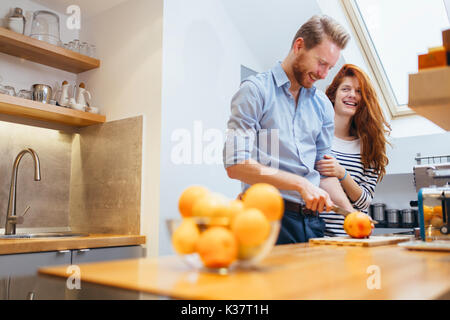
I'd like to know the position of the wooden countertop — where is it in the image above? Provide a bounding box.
[0,234,146,255]
[38,243,450,299]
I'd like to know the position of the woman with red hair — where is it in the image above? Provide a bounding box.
[316,64,391,236]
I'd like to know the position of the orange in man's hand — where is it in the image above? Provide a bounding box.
[343,211,373,239]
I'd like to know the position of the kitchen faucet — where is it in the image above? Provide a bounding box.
[4,148,41,235]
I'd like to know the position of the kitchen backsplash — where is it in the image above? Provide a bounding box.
[372,173,418,211]
[0,116,143,233]
[69,116,143,234]
[0,121,73,228]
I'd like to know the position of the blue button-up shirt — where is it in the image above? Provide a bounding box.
[223,62,335,204]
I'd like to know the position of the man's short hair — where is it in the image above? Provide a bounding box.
[292,15,350,50]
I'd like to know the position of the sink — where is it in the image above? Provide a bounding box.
[0,232,88,239]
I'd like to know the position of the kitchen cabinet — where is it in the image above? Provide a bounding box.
[0,245,144,278]
[0,250,71,278]
[71,245,145,265]
[0,274,153,300]
[0,245,143,299]
[409,67,450,131]
[2,275,68,300]
[0,250,70,299]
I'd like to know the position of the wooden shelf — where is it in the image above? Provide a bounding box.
[409,67,450,131]
[0,27,100,73]
[0,93,105,127]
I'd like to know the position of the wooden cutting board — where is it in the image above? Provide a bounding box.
[309,235,412,247]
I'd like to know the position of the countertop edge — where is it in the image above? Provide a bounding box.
[0,234,146,255]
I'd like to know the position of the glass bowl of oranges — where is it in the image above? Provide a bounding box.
[167,183,284,273]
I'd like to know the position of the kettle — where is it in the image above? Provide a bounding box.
[76,82,91,107]
[57,80,70,107]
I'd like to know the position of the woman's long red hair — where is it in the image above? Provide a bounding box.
[326,64,391,181]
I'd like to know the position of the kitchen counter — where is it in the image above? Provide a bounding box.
[0,234,146,255]
[38,243,450,299]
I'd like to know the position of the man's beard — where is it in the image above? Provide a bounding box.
[292,55,312,89]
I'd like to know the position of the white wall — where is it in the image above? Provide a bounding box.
[77,0,163,257]
[386,132,450,175]
[0,0,78,98]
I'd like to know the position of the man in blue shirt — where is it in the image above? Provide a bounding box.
[223,15,355,244]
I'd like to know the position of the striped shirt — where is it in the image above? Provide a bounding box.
[320,137,379,237]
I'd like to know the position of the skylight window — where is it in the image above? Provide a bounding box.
[341,0,449,117]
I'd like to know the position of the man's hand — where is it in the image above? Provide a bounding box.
[297,177,333,212]
[316,155,346,180]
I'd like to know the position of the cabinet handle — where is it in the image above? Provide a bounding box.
[57,250,70,254]
[78,249,90,253]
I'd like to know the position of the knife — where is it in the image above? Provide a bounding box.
[330,205,352,217]
[330,205,378,224]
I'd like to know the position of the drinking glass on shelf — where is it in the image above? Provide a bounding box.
[2,86,16,96]
[72,39,80,53]
[88,44,97,58]
[80,42,89,56]
[0,76,6,95]
[17,89,33,100]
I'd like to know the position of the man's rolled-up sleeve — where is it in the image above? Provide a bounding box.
[223,81,263,169]
[316,101,335,178]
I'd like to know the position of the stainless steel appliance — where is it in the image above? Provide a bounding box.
[413,154,450,241]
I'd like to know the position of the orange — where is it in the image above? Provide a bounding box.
[431,216,444,228]
[232,208,270,246]
[242,183,284,221]
[192,193,228,217]
[208,198,245,227]
[171,218,200,254]
[196,227,238,268]
[343,211,373,239]
[423,205,434,222]
[226,199,245,221]
[433,205,443,218]
[178,186,210,217]
[238,244,263,260]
